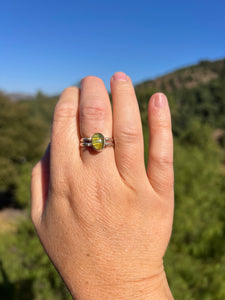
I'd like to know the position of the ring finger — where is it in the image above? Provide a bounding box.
[79,76,114,166]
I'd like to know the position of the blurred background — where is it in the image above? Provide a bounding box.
[0,0,225,299]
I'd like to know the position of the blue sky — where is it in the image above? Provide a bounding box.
[0,0,224,95]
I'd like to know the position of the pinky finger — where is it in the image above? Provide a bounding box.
[147,93,174,197]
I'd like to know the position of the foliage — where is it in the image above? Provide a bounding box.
[165,128,225,299]
[14,163,33,209]
[0,220,71,300]
[0,93,55,207]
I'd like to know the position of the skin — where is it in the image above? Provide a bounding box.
[31,72,174,300]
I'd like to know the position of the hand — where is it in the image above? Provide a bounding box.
[31,72,174,300]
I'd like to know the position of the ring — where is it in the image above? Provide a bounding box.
[80,133,114,151]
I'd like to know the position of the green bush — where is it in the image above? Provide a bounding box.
[0,220,71,300]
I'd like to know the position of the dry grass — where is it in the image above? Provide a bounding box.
[0,208,27,234]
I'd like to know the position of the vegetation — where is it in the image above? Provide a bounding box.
[0,58,225,299]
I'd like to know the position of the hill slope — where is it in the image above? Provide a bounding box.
[135,58,225,92]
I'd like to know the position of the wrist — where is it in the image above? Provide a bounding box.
[148,273,174,300]
[69,270,173,300]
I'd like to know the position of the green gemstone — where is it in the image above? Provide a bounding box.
[91,133,104,150]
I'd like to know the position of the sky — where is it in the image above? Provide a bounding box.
[0,0,225,95]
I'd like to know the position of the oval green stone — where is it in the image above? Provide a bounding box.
[91,133,104,150]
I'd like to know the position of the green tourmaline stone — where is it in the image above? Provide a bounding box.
[91,133,104,150]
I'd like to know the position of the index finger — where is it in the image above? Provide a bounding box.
[50,87,82,183]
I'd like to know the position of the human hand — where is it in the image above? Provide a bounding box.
[31,72,174,300]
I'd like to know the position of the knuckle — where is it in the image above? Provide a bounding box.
[80,102,107,122]
[54,101,77,120]
[151,152,174,170]
[157,155,173,168]
[115,127,141,144]
[53,86,79,121]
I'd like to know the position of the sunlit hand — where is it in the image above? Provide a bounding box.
[31,72,174,300]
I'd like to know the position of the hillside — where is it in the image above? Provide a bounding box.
[133,58,225,141]
[135,58,225,92]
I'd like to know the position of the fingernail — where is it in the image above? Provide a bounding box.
[112,72,128,81]
[153,93,167,108]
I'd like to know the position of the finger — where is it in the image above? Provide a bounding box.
[31,144,50,225]
[79,76,114,164]
[110,72,146,185]
[51,87,81,180]
[147,93,174,196]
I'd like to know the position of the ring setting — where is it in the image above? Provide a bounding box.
[80,133,114,151]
